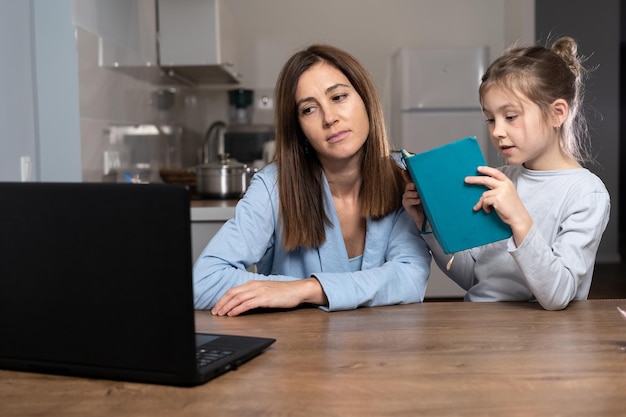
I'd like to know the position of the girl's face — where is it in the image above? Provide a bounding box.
[295,61,369,168]
[481,86,562,170]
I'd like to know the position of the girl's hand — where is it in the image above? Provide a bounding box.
[464,166,533,246]
[401,170,426,228]
[211,278,327,317]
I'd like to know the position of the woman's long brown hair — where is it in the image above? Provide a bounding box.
[274,44,404,252]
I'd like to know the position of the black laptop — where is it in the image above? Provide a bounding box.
[0,181,275,386]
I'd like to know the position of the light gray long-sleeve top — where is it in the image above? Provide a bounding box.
[422,164,610,310]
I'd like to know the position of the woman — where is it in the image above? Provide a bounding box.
[194,44,431,316]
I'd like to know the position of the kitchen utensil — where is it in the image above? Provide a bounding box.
[202,120,227,163]
[159,167,197,194]
[195,154,256,199]
[228,88,254,124]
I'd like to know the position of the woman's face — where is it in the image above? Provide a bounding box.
[295,61,369,167]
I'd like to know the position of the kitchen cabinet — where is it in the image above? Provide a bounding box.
[158,0,237,71]
[75,0,156,67]
[80,0,240,86]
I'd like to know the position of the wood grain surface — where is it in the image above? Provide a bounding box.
[2,299,625,417]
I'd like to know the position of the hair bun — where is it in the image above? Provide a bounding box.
[551,36,582,78]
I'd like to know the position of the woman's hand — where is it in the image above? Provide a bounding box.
[211,278,327,317]
[464,166,533,246]
[401,170,426,228]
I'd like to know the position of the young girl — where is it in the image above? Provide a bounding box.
[402,37,610,310]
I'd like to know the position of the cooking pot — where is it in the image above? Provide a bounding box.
[195,154,256,199]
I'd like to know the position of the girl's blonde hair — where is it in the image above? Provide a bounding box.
[479,36,592,164]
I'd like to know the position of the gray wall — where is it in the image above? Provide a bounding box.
[0,0,81,182]
[536,0,620,262]
[0,1,37,181]
[33,0,82,181]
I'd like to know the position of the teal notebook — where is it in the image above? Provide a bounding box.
[401,136,512,254]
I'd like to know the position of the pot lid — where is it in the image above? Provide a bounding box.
[200,154,247,169]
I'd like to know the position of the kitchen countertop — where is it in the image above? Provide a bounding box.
[190,199,238,221]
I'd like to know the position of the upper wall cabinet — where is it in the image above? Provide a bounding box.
[74,0,240,86]
[156,0,239,85]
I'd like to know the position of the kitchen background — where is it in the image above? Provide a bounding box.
[71,0,536,185]
[0,0,620,268]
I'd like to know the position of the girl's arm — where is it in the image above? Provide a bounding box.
[420,232,476,291]
[402,170,476,292]
[509,189,610,310]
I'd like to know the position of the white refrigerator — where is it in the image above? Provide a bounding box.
[390,46,491,298]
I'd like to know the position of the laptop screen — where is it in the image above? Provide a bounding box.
[0,182,198,380]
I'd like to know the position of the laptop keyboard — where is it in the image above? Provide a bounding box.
[196,346,234,369]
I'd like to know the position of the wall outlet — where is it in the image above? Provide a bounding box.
[253,89,275,125]
[256,95,273,111]
[20,156,32,182]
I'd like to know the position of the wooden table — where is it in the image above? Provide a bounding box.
[2,299,626,417]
